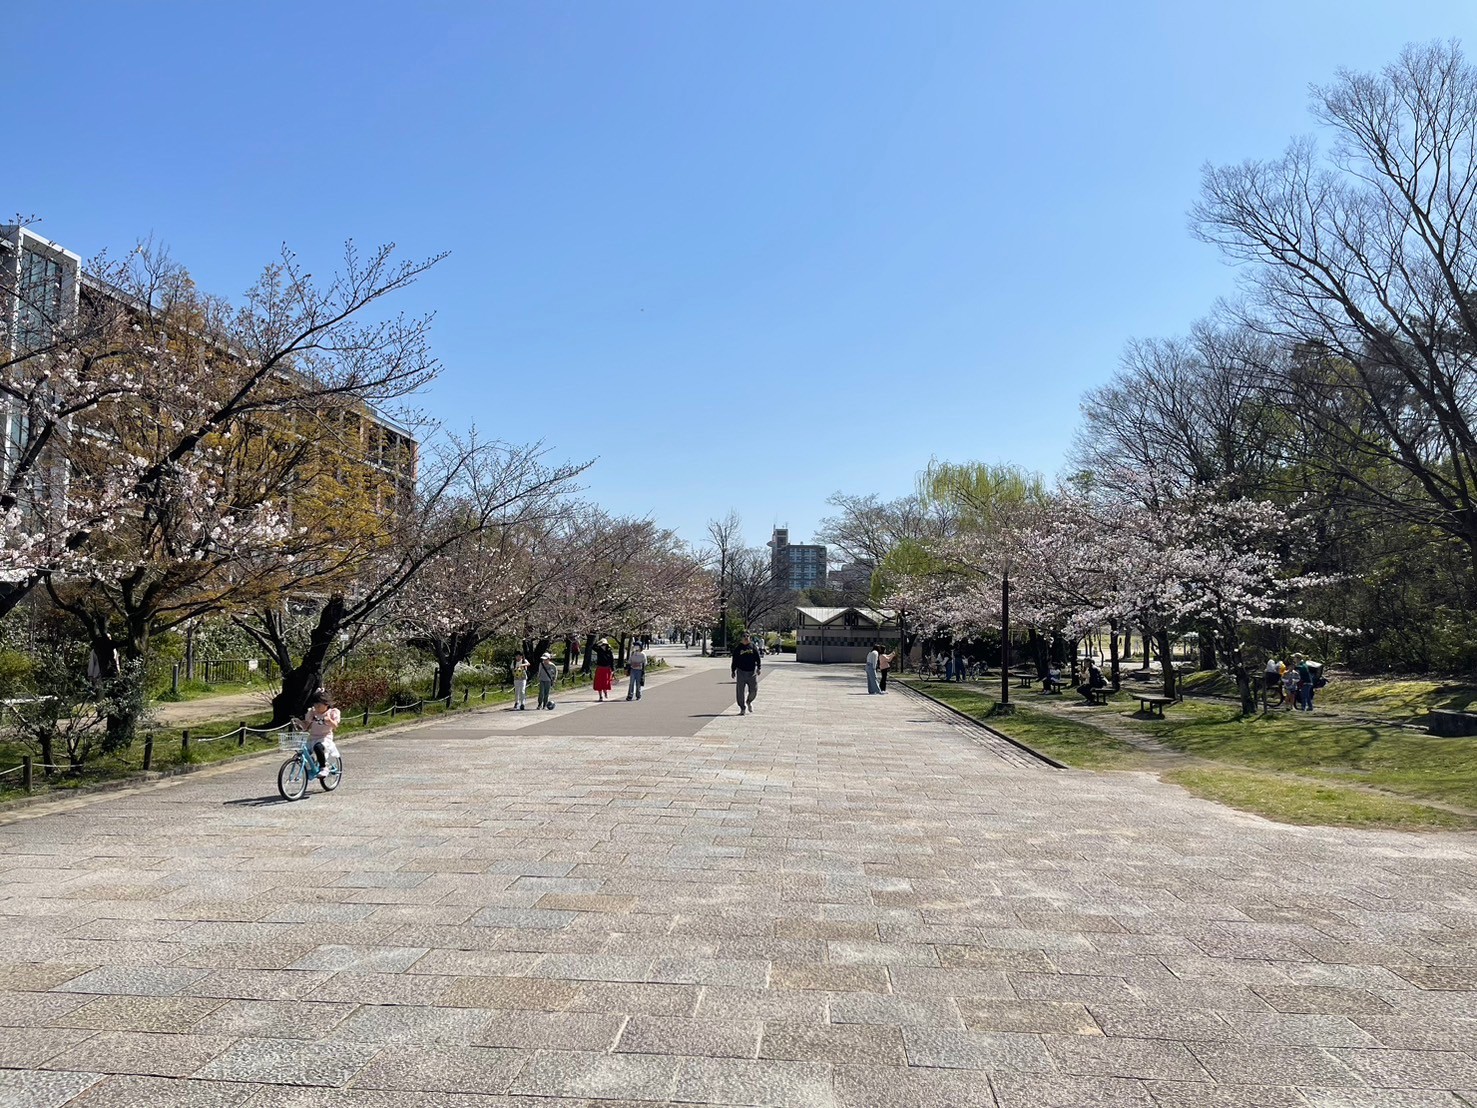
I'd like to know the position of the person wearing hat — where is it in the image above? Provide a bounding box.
[592,637,616,701]
[537,652,559,710]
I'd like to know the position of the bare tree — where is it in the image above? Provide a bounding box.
[1193,40,1477,575]
[727,547,791,632]
[704,510,744,649]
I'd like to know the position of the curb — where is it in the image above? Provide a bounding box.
[897,680,1068,769]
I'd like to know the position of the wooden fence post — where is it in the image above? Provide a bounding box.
[463,688,469,705]
[22,755,32,792]
[142,732,154,771]
[362,706,370,725]
[238,721,247,747]
[390,704,397,719]
[181,730,191,760]
[416,700,424,717]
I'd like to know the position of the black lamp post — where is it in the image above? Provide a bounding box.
[999,571,1012,712]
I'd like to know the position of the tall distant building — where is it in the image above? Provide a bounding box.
[768,526,827,591]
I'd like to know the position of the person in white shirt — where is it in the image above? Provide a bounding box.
[866,645,881,694]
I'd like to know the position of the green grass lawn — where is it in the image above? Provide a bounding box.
[1139,697,1477,811]
[905,680,1146,770]
[903,676,1477,832]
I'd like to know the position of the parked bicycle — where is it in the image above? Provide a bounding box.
[277,727,342,800]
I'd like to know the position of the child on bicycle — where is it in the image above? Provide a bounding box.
[299,694,341,773]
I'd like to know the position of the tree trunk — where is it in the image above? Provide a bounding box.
[1198,627,1216,670]
[269,596,347,726]
[1158,628,1175,698]
[1108,619,1121,691]
[1233,663,1256,716]
[581,633,596,675]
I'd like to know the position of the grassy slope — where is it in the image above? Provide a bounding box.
[904,677,1477,832]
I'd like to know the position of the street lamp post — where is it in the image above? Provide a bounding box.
[999,571,1012,712]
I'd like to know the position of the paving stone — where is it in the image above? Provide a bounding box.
[828,993,964,1029]
[1044,1034,1209,1081]
[349,1043,526,1093]
[191,1000,358,1040]
[1351,1014,1477,1050]
[1188,1041,1362,1085]
[441,976,582,1011]
[475,1009,624,1051]
[1216,1010,1382,1047]
[193,1037,382,1087]
[833,1062,993,1107]
[1145,1081,1309,1107]
[1255,984,1396,1016]
[567,980,702,1016]
[49,1031,237,1078]
[671,1056,834,1107]
[507,1050,680,1100]
[182,970,331,1002]
[0,989,93,1026]
[54,967,210,997]
[989,1072,1152,1107]
[1327,1047,1477,1089]
[285,946,429,974]
[0,1069,104,1108]
[890,967,1014,998]
[332,1003,494,1043]
[616,1014,761,1058]
[759,1020,907,1064]
[697,986,829,1023]
[956,998,1101,1036]
[304,971,455,1006]
[1085,1004,1231,1042]
[55,995,227,1033]
[64,1075,260,1106]
[648,956,770,987]
[769,962,890,992]
[903,1026,1056,1072]
[0,1026,97,1067]
[404,949,544,977]
[0,962,95,991]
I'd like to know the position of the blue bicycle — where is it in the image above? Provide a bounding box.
[277,732,343,800]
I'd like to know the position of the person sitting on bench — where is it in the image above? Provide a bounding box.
[1078,661,1105,701]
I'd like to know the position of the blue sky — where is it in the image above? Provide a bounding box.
[9,1,1474,555]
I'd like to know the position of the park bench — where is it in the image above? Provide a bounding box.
[1010,669,1038,688]
[1136,694,1175,718]
[1084,686,1111,706]
[1042,676,1066,694]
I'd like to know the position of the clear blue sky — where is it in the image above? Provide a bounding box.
[9,1,1474,554]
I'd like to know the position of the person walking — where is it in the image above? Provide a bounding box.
[625,643,646,701]
[592,638,615,701]
[865,644,882,694]
[511,653,529,711]
[537,653,558,710]
[878,645,895,692]
[943,653,955,682]
[731,632,761,715]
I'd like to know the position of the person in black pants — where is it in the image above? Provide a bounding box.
[731,633,762,715]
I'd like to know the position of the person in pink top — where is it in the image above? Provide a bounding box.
[298,694,341,775]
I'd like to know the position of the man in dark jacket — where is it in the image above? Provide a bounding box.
[731,633,762,716]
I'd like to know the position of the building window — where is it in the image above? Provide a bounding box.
[16,248,65,350]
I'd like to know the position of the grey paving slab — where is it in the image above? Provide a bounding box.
[63,1075,261,1107]
[0,651,1474,1104]
[0,1070,104,1108]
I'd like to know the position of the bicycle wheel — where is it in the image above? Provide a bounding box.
[277,756,308,800]
[320,755,343,792]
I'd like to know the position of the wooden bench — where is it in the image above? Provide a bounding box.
[1042,677,1066,695]
[1136,695,1175,718]
[1011,670,1038,688]
[1084,686,1111,706]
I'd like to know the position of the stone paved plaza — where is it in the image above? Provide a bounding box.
[1,650,1475,1107]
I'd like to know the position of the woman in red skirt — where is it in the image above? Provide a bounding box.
[592,637,615,701]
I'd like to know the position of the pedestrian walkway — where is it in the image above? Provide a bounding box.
[0,658,1474,1106]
